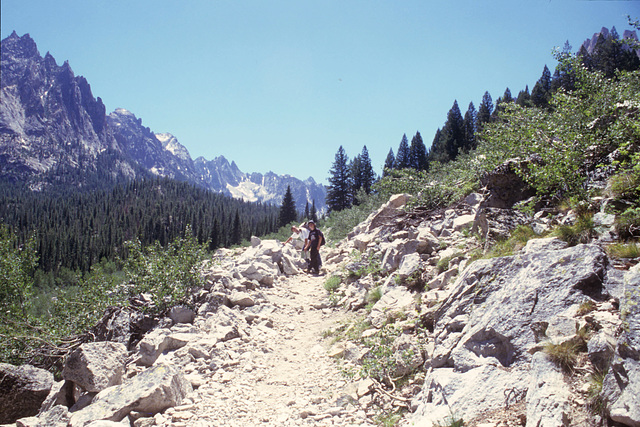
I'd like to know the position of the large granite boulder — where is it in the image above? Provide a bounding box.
[526,352,572,427]
[63,342,128,393]
[430,244,607,371]
[602,264,640,426]
[410,243,609,425]
[0,363,54,423]
[68,364,192,426]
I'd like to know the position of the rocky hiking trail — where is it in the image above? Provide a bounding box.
[163,272,372,427]
[4,190,640,427]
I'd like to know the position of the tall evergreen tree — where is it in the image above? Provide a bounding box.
[209,219,219,251]
[394,134,410,169]
[349,154,363,203]
[427,128,446,165]
[462,102,477,151]
[440,100,465,162]
[590,28,640,77]
[493,87,513,119]
[278,185,298,227]
[326,146,352,212]
[310,200,318,223]
[303,202,310,221]
[231,210,241,246]
[516,85,532,107]
[358,146,376,194]
[531,65,552,109]
[383,148,395,176]
[409,131,428,170]
[477,91,493,129]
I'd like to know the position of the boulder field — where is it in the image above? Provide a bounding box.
[2,189,639,426]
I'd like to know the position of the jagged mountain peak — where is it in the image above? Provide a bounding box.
[0,31,326,212]
[1,32,39,60]
[156,132,191,162]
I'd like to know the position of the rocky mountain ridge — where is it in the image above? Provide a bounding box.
[0,31,326,212]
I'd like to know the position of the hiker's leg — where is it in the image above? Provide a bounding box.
[310,248,319,273]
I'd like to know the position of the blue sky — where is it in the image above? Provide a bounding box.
[1,1,638,184]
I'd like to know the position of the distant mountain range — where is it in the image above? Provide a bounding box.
[0,31,326,213]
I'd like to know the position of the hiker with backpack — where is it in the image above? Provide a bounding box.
[304,220,324,275]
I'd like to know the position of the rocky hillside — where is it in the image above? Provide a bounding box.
[2,157,639,426]
[0,32,327,212]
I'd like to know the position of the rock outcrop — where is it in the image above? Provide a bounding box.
[0,363,53,424]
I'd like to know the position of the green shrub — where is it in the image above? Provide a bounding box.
[554,214,596,246]
[374,152,485,210]
[322,192,385,243]
[606,242,640,258]
[576,300,597,316]
[374,408,406,427]
[433,412,465,427]
[123,227,206,316]
[324,275,342,293]
[367,286,383,305]
[543,330,588,374]
[609,172,640,202]
[586,369,607,416]
[481,225,539,259]
[616,207,640,239]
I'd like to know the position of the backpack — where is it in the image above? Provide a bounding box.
[318,230,326,246]
[311,228,326,246]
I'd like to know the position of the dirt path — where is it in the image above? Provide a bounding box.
[165,273,374,426]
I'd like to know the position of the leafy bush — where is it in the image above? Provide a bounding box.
[481,59,640,202]
[322,192,385,243]
[123,227,206,316]
[374,151,485,210]
[1,226,207,367]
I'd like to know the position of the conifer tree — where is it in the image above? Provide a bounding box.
[462,102,477,151]
[349,154,363,204]
[427,128,446,165]
[383,149,395,176]
[440,100,465,162]
[303,202,310,221]
[326,146,352,212]
[516,85,532,107]
[358,146,376,194]
[477,91,493,130]
[278,185,298,227]
[209,219,219,251]
[231,210,241,246]
[310,200,318,222]
[493,88,513,119]
[409,131,428,170]
[394,134,410,169]
[531,65,552,109]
